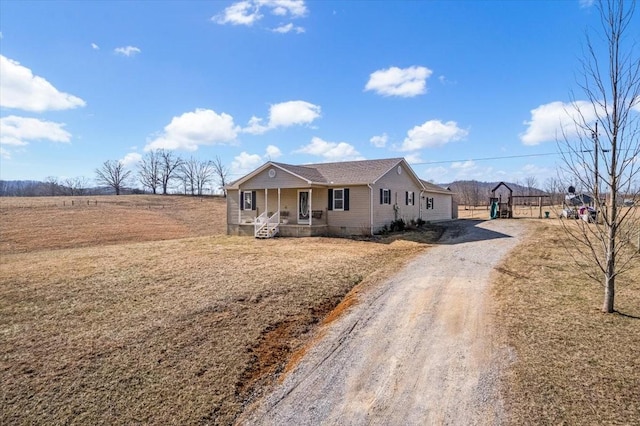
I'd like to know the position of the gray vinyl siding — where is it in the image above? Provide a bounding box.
[422,191,453,221]
[326,185,370,232]
[243,167,309,189]
[371,163,423,231]
[227,189,239,224]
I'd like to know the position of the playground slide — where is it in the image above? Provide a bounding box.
[490,201,499,219]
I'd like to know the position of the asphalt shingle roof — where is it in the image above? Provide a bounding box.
[273,158,404,185]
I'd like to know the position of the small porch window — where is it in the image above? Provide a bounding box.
[241,191,256,210]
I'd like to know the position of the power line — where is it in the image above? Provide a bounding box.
[411,152,560,166]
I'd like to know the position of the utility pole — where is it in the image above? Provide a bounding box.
[592,122,599,221]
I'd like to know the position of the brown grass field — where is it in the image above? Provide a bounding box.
[0,195,442,425]
[493,218,640,425]
[2,196,638,425]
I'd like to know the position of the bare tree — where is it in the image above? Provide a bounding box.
[138,150,162,194]
[524,176,538,196]
[179,157,215,196]
[558,0,640,313]
[44,176,60,196]
[95,160,131,195]
[159,150,182,195]
[212,155,230,197]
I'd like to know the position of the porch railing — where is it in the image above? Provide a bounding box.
[255,210,280,238]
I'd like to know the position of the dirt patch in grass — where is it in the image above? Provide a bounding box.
[492,220,640,424]
[0,196,441,425]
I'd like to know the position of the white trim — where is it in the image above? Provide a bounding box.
[297,189,310,224]
[333,188,345,211]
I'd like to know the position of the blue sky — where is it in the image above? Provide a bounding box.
[1,0,638,188]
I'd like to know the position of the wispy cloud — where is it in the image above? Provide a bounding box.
[213,0,307,30]
[0,115,72,146]
[370,133,388,148]
[114,46,141,57]
[91,42,100,50]
[0,55,86,112]
[295,136,364,162]
[365,66,433,97]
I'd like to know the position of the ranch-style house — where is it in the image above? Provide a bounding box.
[225,157,455,238]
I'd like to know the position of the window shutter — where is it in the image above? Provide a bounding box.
[251,191,257,211]
[328,189,333,211]
[405,191,409,205]
[344,188,350,211]
[380,188,383,204]
[240,191,244,210]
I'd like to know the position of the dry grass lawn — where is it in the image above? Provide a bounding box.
[493,219,640,424]
[0,195,442,425]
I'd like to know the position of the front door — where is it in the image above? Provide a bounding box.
[298,190,310,224]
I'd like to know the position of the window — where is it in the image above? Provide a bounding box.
[381,188,391,205]
[328,188,349,211]
[334,188,344,210]
[406,191,414,206]
[242,191,254,210]
[426,197,434,210]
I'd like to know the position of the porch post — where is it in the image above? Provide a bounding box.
[278,188,281,214]
[238,189,242,224]
[265,188,268,217]
[309,188,313,226]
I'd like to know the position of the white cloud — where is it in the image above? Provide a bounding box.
[400,119,468,151]
[265,144,282,159]
[232,151,264,175]
[295,136,364,162]
[120,152,142,168]
[0,115,72,146]
[580,0,595,8]
[0,55,86,112]
[213,0,306,26]
[404,152,423,164]
[242,100,321,134]
[365,66,433,97]
[114,46,141,57]
[0,147,11,160]
[520,100,600,145]
[257,0,307,17]
[272,23,305,33]
[91,43,100,50]
[370,133,388,148]
[145,108,239,151]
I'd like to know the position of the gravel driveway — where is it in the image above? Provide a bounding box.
[238,219,527,426]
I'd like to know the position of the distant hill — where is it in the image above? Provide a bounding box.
[0,180,134,197]
[442,180,548,206]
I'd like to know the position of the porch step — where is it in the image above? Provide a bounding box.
[255,224,279,239]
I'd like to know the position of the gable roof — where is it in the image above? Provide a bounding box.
[420,179,453,195]
[227,157,418,189]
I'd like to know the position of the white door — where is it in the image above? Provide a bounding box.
[298,190,310,224]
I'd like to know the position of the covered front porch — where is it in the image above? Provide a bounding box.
[236,187,328,238]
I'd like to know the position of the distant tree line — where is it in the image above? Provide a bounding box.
[1,149,230,197]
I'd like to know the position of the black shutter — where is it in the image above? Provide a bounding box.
[431,198,434,209]
[328,189,333,211]
[344,188,349,211]
[405,191,409,205]
[251,191,257,211]
[240,191,244,210]
[380,188,383,204]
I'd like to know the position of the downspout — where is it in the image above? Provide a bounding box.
[367,184,374,235]
[419,190,424,221]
